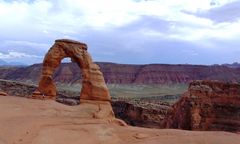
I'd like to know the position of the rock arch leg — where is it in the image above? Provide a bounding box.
[32,43,66,99]
[80,63,111,102]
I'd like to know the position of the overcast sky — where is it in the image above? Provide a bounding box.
[0,0,240,65]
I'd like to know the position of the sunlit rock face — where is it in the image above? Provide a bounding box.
[32,39,111,102]
[0,91,7,96]
[165,80,240,132]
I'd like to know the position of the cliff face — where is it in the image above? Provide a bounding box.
[111,100,170,128]
[0,65,43,83]
[0,67,19,79]
[165,80,240,132]
[1,63,240,84]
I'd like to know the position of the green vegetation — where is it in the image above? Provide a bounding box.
[108,84,187,104]
[56,83,82,97]
[56,83,188,103]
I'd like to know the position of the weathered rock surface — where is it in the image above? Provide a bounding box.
[112,100,170,128]
[32,39,110,102]
[30,39,117,123]
[1,96,240,144]
[0,91,7,96]
[1,63,240,84]
[165,80,240,132]
[56,97,80,106]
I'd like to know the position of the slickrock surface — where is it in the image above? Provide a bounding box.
[0,96,240,144]
[165,80,240,132]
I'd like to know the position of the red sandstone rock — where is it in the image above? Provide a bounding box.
[164,80,240,132]
[1,96,239,144]
[32,39,111,102]
[112,100,170,128]
[0,91,7,96]
[30,39,118,121]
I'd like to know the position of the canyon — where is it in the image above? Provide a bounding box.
[0,39,239,143]
[1,79,239,132]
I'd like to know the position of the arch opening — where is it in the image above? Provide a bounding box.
[54,57,82,105]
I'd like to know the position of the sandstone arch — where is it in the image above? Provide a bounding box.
[32,39,111,102]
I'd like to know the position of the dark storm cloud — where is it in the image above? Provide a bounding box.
[0,0,239,65]
[184,1,240,23]
[117,15,173,33]
[69,15,236,65]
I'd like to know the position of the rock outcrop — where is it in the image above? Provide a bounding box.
[32,39,110,103]
[165,80,240,132]
[30,39,121,122]
[0,91,7,96]
[112,100,170,128]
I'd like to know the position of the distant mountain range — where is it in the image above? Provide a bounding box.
[222,62,240,68]
[0,62,239,85]
[0,59,7,65]
[0,59,26,66]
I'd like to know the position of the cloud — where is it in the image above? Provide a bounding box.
[0,0,240,65]
[0,40,50,55]
[185,0,240,23]
[0,51,42,64]
[0,51,40,59]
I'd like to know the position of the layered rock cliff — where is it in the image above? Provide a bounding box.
[1,63,240,84]
[165,80,240,132]
[112,100,170,128]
